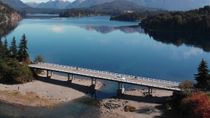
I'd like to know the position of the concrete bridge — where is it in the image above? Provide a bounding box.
[29,63,181,95]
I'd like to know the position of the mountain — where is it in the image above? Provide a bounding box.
[0,1,22,35]
[26,0,70,9]
[67,0,113,8]
[89,0,147,14]
[60,0,159,17]
[143,0,210,11]
[23,0,210,11]
[68,0,210,11]
[0,0,29,11]
[26,2,39,8]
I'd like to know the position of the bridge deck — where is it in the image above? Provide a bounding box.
[29,63,181,91]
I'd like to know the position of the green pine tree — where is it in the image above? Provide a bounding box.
[10,37,17,58]
[0,38,3,58]
[18,34,29,62]
[3,38,9,57]
[195,59,210,89]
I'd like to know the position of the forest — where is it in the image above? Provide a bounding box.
[141,6,210,33]
[0,34,33,84]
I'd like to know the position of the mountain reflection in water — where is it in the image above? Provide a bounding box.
[81,24,210,52]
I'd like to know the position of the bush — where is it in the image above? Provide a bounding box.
[180,92,210,118]
[0,59,33,84]
[124,105,136,112]
[179,80,194,93]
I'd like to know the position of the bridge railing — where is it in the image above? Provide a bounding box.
[34,62,180,87]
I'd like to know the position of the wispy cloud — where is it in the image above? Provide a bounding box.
[51,25,64,33]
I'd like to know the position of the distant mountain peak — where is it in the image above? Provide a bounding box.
[0,0,29,11]
[27,0,70,9]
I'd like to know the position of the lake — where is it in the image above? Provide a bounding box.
[2,15,210,118]
[6,16,210,81]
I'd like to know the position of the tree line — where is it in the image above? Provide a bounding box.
[140,6,210,33]
[0,34,32,84]
[0,34,29,62]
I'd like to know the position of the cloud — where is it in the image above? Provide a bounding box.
[51,25,64,33]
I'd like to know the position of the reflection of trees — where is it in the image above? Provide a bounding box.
[0,22,17,37]
[81,25,144,34]
[144,29,210,52]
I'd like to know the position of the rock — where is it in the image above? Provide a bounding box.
[124,105,136,112]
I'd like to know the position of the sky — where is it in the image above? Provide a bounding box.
[21,0,75,3]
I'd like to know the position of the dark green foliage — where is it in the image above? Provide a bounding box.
[0,35,33,84]
[111,13,144,22]
[3,38,9,57]
[10,37,17,58]
[17,34,29,63]
[195,59,210,90]
[110,11,165,22]
[0,59,33,84]
[141,6,210,33]
[0,38,9,58]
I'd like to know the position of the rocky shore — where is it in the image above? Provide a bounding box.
[99,89,173,118]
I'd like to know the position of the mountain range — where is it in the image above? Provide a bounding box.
[0,0,29,11]
[27,0,70,9]
[1,0,210,12]
[25,0,210,11]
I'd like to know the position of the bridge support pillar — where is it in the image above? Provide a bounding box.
[91,78,96,86]
[148,87,153,96]
[46,70,52,78]
[117,82,125,96]
[68,74,74,83]
[90,78,97,97]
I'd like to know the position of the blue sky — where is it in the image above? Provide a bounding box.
[21,0,75,3]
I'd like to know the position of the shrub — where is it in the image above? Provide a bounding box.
[124,105,136,112]
[0,59,33,84]
[181,92,210,118]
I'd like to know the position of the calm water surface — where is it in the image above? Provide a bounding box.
[3,16,210,118]
[6,16,210,81]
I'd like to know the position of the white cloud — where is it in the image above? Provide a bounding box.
[51,25,64,33]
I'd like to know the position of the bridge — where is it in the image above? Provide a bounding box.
[29,63,181,95]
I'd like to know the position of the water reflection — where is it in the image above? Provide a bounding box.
[81,25,144,34]
[144,29,210,52]
[0,22,18,37]
[80,23,210,53]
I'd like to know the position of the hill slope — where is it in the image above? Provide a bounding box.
[32,0,70,9]
[0,0,29,11]
[0,2,21,35]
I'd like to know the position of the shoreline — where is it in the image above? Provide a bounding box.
[0,73,173,118]
[0,73,103,107]
[99,89,172,118]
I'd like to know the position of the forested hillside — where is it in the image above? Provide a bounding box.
[0,2,21,36]
[141,6,210,33]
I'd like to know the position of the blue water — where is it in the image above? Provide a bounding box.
[6,16,210,81]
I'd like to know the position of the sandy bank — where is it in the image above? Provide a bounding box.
[0,73,103,107]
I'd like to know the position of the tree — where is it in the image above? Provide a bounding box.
[10,37,17,58]
[34,55,44,64]
[33,55,44,74]
[179,80,194,93]
[0,38,3,58]
[17,34,29,62]
[195,59,210,89]
[3,38,9,57]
